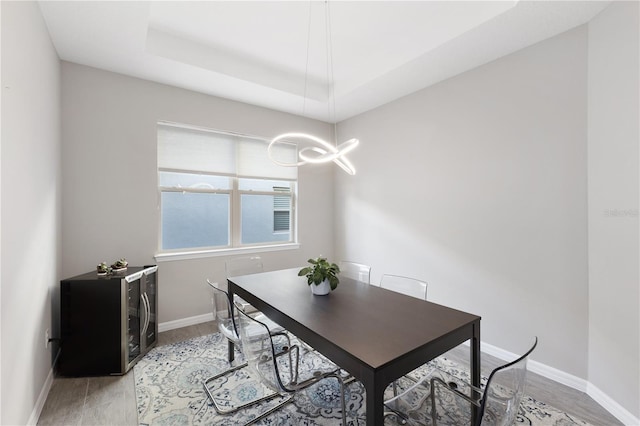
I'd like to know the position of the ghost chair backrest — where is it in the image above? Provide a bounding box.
[380,274,428,300]
[225,256,264,277]
[339,261,371,284]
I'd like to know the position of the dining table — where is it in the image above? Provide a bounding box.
[227,268,481,426]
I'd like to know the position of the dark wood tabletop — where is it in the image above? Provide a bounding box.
[228,268,481,426]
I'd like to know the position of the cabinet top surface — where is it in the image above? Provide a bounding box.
[62,266,155,282]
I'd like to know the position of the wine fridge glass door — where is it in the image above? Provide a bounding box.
[127,278,142,363]
[142,270,157,349]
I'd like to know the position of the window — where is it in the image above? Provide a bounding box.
[273,186,291,232]
[157,123,297,252]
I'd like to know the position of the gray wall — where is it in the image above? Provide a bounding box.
[587,1,639,419]
[1,2,62,424]
[335,6,640,420]
[61,62,335,324]
[336,25,589,378]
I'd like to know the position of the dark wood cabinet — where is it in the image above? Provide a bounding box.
[58,265,158,376]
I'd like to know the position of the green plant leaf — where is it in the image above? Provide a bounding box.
[298,267,310,276]
[329,276,339,290]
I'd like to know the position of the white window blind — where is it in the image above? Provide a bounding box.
[158,123,297,180]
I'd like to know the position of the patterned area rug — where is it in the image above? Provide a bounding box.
[134,333,593,425]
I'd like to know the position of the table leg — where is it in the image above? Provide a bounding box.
[364,376,385,426]
[227,281,235,363]
[228,339,235,362]
[470,321,481,423]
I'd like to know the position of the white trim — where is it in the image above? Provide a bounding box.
[29,351,59,426]
[479,340,589,392]
[154,242,300,262]
[473,340,637,425]
[528,359,588,392]
[158,313,213,332]
[586,382,640,426]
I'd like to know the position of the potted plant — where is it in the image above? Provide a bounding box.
[96,262,111,276]
[111,258,128,271]
[298,257,340,295]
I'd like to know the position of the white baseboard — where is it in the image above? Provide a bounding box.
[158,313,213,333]
[586,382,640,426]
[479,341,589,392]
[29,350,59,426]
[477,341,638,426]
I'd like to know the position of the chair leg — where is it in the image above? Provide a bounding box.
[385,373,429,424]
[324,371,348,426]
[385,380,410,424]
[244,370,348,426]
[384,407,409,425]
[204,361,283,416]
[430,375,483,426]
[203,362,245,414]
[337,375,347,426]
[244,395,294,426]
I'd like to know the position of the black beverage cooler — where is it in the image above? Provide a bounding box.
[58,265,158,376]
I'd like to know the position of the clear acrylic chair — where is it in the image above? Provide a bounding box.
[225,256,264,313]
[339,261,371,284]
[203,279,288,415]
[378,274,428,421]
[386,338,538,426]
[380,274,428,300]
[226,256,264,276]
[235,305,348,426]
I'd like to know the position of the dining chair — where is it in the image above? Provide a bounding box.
[225,256,264,276]
[203,279,288,414]
[385,337,538,426]
[225,256,264,313]
[338,261,371,284]
[380,274,428,300]
[235,305,349,425]
[378,273,428,420]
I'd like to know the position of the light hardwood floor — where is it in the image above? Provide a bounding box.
[37,322,622,425]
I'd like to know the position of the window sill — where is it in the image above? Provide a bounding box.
[154,243,301,263]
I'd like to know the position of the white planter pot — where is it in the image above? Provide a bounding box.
[310,279,331,296]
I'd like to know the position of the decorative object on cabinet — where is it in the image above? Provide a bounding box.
[110,258,129,271]
[58,265,158,376]
[96,261,111,275]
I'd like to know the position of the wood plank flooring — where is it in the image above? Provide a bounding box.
[37,322,622,425]
[37,322,216,426]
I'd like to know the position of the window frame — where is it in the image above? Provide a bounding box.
[155,123,298,260]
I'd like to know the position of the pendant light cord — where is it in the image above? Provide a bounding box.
[324,1,339,146]
[302,1,313,116]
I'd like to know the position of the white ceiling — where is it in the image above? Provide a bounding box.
[38,1,610,123]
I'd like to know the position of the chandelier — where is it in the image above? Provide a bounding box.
[268,1,359,175]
